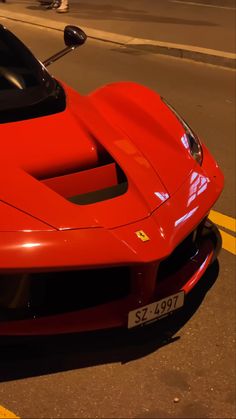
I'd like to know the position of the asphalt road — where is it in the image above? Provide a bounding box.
[0,20,235,419]
[1,0,236,52]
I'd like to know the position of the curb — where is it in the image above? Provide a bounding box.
[0,10,235,69]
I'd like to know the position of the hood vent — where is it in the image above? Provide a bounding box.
[42,161,128,205]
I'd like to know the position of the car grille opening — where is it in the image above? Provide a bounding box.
[157,222,205,282]
[0,267,131,321]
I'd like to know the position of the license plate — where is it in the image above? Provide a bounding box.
[128,291,185,329]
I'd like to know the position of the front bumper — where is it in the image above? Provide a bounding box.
[0,219,221,335]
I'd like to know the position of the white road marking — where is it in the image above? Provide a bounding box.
[170,0,236,10]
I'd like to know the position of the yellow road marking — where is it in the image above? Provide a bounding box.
[209,210,236,233]
[0,406,18,418]
[208,210,236,255]
[218,229,236,256]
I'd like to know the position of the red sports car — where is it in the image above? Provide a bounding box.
[0,25,223,335]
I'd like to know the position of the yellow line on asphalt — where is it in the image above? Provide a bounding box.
[219,229,236,256]
[0,406,18,419]
[208,210,236,255]
[209,210,236,233]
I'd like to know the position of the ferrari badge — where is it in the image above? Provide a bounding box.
[135,230,150,242]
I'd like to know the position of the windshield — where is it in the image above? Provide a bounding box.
[0,25,66,123]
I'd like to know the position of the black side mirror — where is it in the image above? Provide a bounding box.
[64,25,87,47]
[43,26,87,67]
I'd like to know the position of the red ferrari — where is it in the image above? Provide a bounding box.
[0,25,223,335]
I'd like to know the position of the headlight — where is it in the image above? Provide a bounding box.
[162,98,203,165]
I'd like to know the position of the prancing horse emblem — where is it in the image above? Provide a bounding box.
[135,230,150,242]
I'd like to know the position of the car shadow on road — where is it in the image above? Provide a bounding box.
[0,260,219,382]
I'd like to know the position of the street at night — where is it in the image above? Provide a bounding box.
[0,1,235,418]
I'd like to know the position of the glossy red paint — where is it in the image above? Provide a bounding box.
[0,29,224,335]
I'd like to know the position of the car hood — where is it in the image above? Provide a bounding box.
[0,83,195,231]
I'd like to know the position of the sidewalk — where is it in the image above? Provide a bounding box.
[0,0,235,68]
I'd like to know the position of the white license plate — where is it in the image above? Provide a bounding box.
[128,291,185,329]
